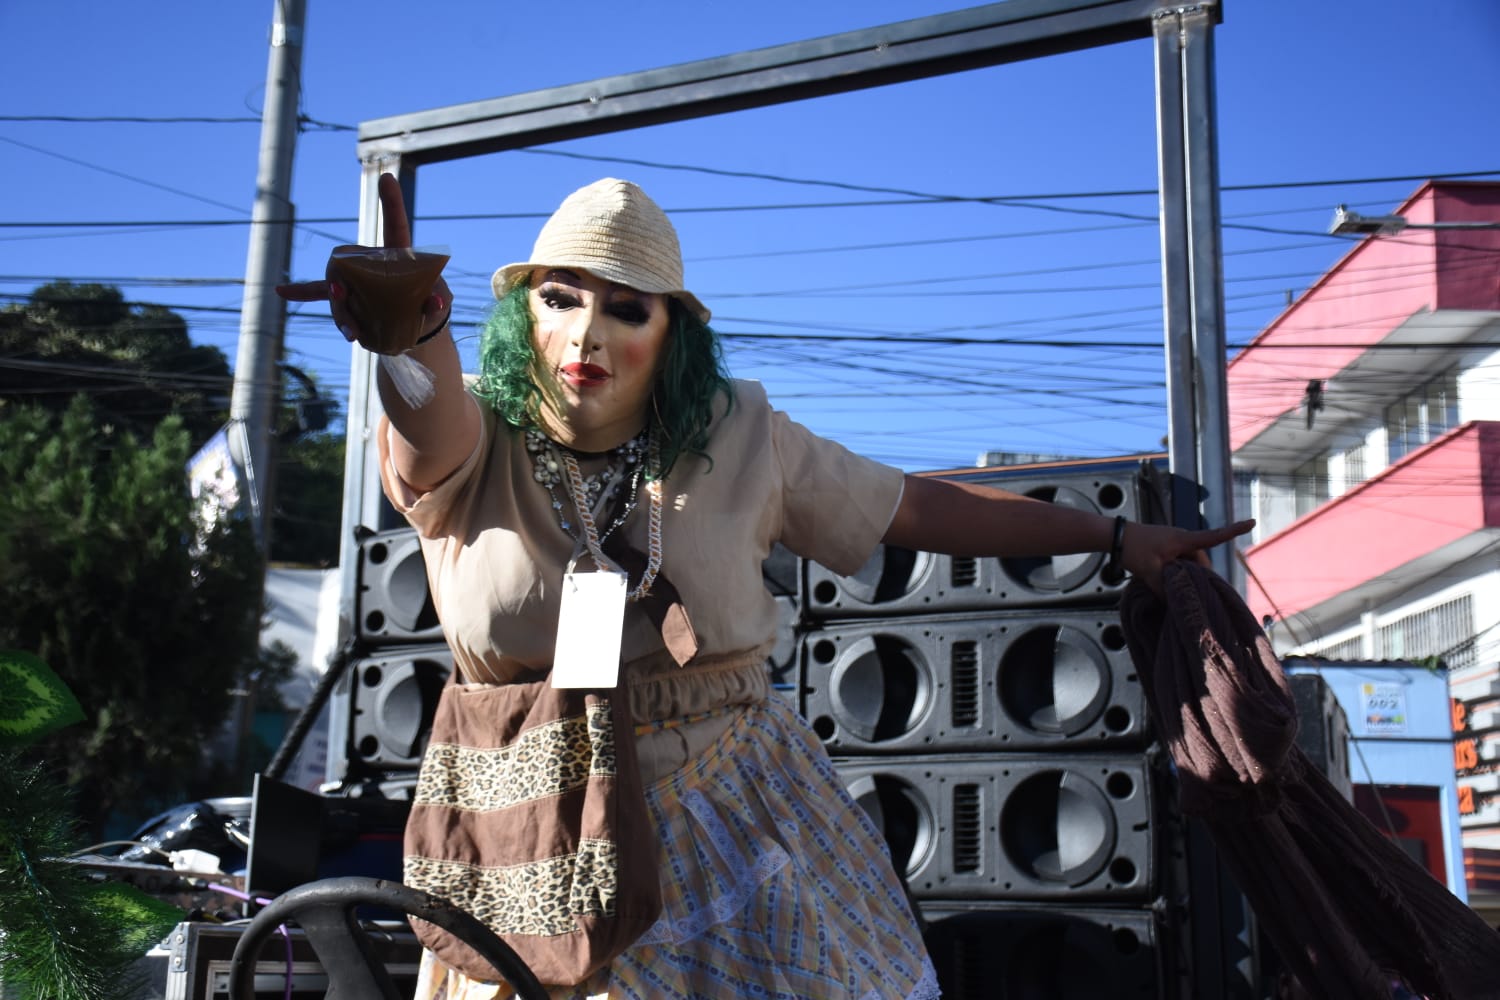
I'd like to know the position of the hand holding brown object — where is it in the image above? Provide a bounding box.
[276,174,452,355]
[327,245,450,355]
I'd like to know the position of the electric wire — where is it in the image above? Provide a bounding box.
[6,123,1495,464]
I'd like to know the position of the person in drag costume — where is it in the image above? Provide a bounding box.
[280,173,1250,999]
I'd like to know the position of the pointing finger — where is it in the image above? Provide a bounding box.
[1214,519,1256,542]
[276,280,334,303]
[378,173,413,249]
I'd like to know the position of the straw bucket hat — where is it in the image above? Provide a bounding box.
[492,178,711,323]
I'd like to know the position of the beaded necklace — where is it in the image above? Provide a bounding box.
[524,426,662,601]
[524,427,645,536]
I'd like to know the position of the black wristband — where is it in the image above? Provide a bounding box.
[1101,515,1127,585]
[414,307,452,345]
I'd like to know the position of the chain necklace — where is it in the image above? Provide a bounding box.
[525,426,646,537]
[562,436,663,602]
[525,426,662,601]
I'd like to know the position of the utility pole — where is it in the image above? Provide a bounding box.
[225,0,306,781]
[230,0,306,553]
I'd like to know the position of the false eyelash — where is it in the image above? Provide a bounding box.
[538,285,581,310]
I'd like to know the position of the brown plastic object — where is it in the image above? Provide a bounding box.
[329,246,450,355]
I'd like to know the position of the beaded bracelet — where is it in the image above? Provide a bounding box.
[1101,514,1127,584]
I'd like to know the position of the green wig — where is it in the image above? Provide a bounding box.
[472,280,733,479]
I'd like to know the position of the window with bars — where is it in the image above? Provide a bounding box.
[1311,635,1365,661]
[1342,440,1366,486]
[1305,596,1476,668]
[1293,455,1329,519]
[1385,369,1460,464]
[1376,594,1476,669]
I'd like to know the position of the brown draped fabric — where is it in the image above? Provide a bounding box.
[601,498,699,667]
[1119,561,1500,1000]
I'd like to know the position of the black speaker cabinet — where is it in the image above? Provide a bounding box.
[837,753,1160,902]
[355,528,443,645]
[803,468,1161,619]
[347,645,452,771]
[802,612,1147,754]
[920,903,1167,1000]
[1287,672,1353,801]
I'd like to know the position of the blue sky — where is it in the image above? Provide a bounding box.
[3,1,1497,471]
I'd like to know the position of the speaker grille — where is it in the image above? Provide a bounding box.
[803,467,1163,619]
[803,612,1147,753]
[951,641,980,728]
[953,783,982,874]
[837,754,1158,901]
[347,646,452,771]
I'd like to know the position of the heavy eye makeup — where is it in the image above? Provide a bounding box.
[534,279,651,326]
[537,284,581,311]
[607,298,651,325]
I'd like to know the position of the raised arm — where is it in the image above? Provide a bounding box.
[277,173,480,493]
[883,473,1252,590]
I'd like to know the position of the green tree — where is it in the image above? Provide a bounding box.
[0,281,345,833]
[274,430,345,567]
[1,280,345,567]
[0,398,266,836]
[0,651,185,1000]
[1,281,232,446]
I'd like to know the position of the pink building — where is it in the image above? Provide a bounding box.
[1227,181,1500,900]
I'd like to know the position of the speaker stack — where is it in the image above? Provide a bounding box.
[339,529,814,780]
[335,466,1254,995]
[790,462,1194,999]
[333,527,455,783]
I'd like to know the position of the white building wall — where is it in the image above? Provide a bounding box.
[1289,563,1489,660]
[1458,347,1500,423]
[1252,474,1297,542]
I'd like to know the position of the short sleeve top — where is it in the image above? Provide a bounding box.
[378,379,904,717]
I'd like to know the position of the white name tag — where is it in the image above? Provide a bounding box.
[551,571,627,688]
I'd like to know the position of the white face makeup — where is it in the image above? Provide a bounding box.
[529,268,671,452]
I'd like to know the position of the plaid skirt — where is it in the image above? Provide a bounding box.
[412,696,940,999]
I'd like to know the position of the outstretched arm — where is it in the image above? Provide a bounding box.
[883,474,1252,590]
[277,173,480,494]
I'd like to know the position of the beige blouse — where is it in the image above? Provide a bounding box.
[379,379,904,776]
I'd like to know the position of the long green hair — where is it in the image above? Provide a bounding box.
[472,279,732,478]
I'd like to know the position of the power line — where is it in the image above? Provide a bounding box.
[5,167,1496,236]
[10,290,1498,356]
[519,148,1500,202]
[0,134,349,244]
[0,135,250,215]
[0,114,265,125]
[8,112,1495,196]
[0,275,244,287]
[0,113,354,132]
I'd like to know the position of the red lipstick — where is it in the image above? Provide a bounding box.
[560,362,610,388]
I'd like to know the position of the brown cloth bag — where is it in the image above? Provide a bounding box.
[403,675,662,986]
[1120,561,1500,1000]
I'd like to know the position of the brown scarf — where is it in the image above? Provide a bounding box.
[1119,561,1500,1000]
[597,480,699,668]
